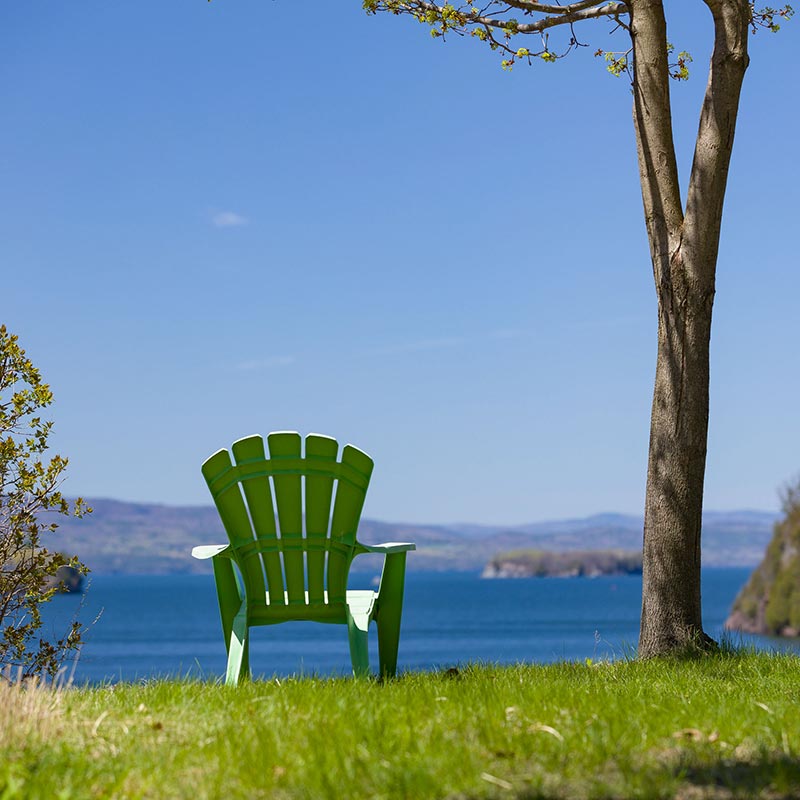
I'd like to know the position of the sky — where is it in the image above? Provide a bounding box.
[1,2,798,525]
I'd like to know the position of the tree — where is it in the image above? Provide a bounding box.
[362,0,793,656]
[0,325,90,679]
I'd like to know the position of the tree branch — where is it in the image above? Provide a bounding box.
[365,0,627,34]
[628,0,684,290]
[683,0,750,282]
[500,0,615,14]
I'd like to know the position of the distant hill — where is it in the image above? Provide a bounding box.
[47,499,778,575]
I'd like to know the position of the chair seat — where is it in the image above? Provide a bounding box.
[249,589,377,626]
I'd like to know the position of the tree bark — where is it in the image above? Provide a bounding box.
[630,0,750,656]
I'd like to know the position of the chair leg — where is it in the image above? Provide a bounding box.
[213,557,241,650]
[346,608,371,678]
[213,556,249,685]
[376,553,408,678]
[225,607,250,686]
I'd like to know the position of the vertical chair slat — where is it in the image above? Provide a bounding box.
[327,444,374,604]
[201,449,267,605]
[304,434,338,604]
[231,435,285,606]
[268,432,305,604]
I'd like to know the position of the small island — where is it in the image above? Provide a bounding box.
[44,564,84,594]
[482,549,643,579]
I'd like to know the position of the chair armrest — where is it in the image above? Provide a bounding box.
[191,544,231,560]
[357,542,416,554]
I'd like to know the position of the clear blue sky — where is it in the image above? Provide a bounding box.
[2,2,798,524]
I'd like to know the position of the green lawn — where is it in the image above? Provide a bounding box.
[2,651,799,799]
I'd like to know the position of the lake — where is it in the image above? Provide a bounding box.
[41,568,798,684]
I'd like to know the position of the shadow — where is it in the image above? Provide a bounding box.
[457,753,800,799]
[679,754,800,798]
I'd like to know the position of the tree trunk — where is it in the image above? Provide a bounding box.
[630,0,750,656]
[639,254,715,654]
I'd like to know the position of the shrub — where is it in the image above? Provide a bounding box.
[0,325,90,679]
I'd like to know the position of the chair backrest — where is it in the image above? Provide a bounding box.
[201,432,373,609]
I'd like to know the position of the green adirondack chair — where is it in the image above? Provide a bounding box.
[192,431,415,685]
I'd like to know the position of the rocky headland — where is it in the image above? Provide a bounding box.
[726,483,800,638]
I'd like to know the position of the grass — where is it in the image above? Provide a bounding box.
[1,651,799,799]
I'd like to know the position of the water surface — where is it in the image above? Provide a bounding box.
[41,568,797,684]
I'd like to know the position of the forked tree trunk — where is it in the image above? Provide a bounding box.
[629,0,750,656]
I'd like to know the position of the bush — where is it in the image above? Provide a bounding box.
[0,325,90,679]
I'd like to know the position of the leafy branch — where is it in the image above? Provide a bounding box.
[750,3,794,32]
[364,0,793,74]
[363,0,627,65]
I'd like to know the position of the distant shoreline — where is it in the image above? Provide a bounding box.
[49,497,772,574]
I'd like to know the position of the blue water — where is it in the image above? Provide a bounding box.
[40,569,798,684]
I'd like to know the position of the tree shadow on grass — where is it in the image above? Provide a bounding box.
[676,754,800,799]
[463,754,800,799]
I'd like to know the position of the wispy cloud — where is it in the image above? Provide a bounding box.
[212,211,249,228]
[235,355,295,371]
[569,314,647,332]
[489,328,531,340]
[363,336,467,357]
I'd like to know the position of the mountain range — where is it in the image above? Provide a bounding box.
[45,499,778,575]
